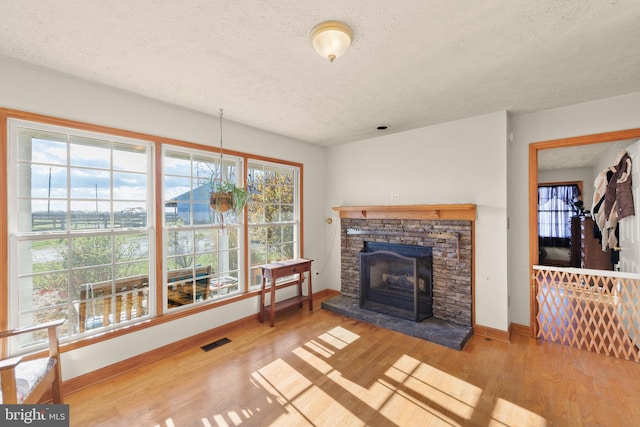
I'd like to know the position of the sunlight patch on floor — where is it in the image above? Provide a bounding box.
[317,326,360,349]
[252,357,363,426]
[304,339,335,358]
[379,385,463,425]
[205,326,548,426]
[492,397,547,426]
[293,346,333,374]
[386,354,482,417]
[380,355,481,424]
[254,358,312,403]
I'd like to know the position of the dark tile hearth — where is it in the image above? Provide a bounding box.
[321,295,473,351]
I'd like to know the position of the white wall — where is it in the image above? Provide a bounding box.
[326,112,510,331]
[508,91,640,326]
[0,57,328,379]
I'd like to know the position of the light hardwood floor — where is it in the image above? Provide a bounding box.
[65,298,640,426]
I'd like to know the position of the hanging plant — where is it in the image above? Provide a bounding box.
[210,190,232,213]
[209,109,249,218]
[209,180,249,216]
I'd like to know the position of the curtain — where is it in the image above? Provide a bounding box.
[538,184,580,241]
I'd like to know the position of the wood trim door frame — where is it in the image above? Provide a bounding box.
[528,127,640,337]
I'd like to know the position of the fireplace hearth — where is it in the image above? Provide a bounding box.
[360,242,433,321]
[323,204,476,350]
[321,295,472,350]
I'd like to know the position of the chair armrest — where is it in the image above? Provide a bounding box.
[0,356,23,371]
[0,319,65,359]
[0,319,65,340]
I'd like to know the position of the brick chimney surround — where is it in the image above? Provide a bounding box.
[322,204,476,349]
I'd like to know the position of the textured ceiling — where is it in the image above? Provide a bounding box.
[539,143,620,170]
[538,139,637,170]
[1,1,640,146]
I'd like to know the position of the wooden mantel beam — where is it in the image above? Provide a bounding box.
[332,204,476,221]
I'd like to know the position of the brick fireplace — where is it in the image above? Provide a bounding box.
[322,204,475,349]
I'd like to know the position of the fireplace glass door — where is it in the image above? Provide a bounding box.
[360,249,432,321]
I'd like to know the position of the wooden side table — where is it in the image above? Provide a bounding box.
[259,258,313,327]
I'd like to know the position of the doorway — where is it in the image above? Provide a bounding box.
[529,128,640,361]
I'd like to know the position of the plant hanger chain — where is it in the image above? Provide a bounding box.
[219,108,225,187]
[218,108,225,228]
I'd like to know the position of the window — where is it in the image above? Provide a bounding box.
[247,161,300,288]
[163,147,244,309]
[538,183,581,245]
[8,120,154,351]
[4,114,303,351]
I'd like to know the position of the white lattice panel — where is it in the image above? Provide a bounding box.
[534,266,640,362]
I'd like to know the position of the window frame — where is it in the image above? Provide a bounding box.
[247,159,302,289]
[6,118,156,351]
[162,145,246,311]
[537,181,583,246]
[1,109,304,355]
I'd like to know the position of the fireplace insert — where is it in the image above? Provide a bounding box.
[359,242,433,321]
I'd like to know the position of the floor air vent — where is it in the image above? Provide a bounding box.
[201,337,231,352]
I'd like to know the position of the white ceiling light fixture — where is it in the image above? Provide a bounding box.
[310,20,354,62]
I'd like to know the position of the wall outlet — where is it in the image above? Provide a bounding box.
[391,193,400,201]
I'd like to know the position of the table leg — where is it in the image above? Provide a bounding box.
[259,276,266,323]
[269,279,276,327]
